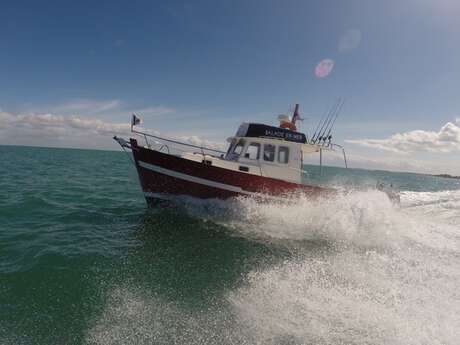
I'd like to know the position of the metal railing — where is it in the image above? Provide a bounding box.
[331,143,348,169]
[316,143,348,176]
[131,128,226,157]
[129,127,347,175]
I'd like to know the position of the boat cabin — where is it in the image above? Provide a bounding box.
[222,123,308,183]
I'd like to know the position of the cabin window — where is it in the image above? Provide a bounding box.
[226,139,237,157]
[263,144,276,162]
[233,139,245,156]
[244,143,260,160]
[278,146,289,164]
[227,139,245,161]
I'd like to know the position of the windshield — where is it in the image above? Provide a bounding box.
[226,139,245,161]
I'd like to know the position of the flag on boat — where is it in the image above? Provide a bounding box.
[291,104,303,124]
[131,114,142,127]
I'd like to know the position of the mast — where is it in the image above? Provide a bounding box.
[291,104,300,125]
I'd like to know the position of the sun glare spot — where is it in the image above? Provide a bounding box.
[314,59,334,78]
[338,29,362,53]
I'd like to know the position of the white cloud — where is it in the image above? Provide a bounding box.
[0,106,223,152]
[303,147,460,174]
[39,99,123,115]
[177,135,225,151]
[0,110,131,141]
[346,121,460,154]
[131,106,176,117]
[23,99,175,119]
[66,117,131,135]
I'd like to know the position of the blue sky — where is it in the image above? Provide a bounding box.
[1,0,460,173]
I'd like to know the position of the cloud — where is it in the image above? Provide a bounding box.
[24,99,175,119]
[131,106,176,117]
[177,135,225,151]
[346,121,460,154]
[39,99,123,115]
[0,110,131,138]
[303,146,460,174]
[0,106,223,152]
[67,117,131,135]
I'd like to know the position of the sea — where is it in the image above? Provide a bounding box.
[1,145,459,345]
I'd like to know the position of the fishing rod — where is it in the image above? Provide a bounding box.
[310,105,330,143]
[321,98,345,146]
[321,98,344,142]
[313,100,339,143]
[314,98,341,143]
[311,99,339,143]
[319,98,344,145]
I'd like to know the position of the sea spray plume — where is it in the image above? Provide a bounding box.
[175,188,460,253]
[86,286,256,345]
[400,190,460,251]
[138,190,459,344]
[232,190,406,245]
[226,190,460,344]
[177,190,402,246]
[227,242,460,345]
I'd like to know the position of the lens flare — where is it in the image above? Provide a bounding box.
[338,29,362,53]
[314,59,334,78]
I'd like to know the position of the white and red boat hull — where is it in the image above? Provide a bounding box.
[130,139,332,203]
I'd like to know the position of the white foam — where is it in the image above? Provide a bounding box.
[179,189,460,344]
[228,247,460,345]
[178,189,459,251]
[221,189,460,345]
[86,287,255,345]
[89,189,460,345]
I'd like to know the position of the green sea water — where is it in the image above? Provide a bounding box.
[1,145,459,345]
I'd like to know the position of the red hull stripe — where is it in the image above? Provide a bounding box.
[138,160,254,195]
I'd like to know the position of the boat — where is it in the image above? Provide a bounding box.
[114,103,398,204]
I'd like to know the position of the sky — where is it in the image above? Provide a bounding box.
[1,0,460,174]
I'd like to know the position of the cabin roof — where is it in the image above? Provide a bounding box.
[236,123,307,144]
[228,128,331,155]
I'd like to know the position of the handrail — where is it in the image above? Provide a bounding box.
[330,143,348,169]
[132,128,226,155]
[131,127,346,172]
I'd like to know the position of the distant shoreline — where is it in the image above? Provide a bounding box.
[433,174,460,180]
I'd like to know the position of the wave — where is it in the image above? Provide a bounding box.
[402,189,460,208]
